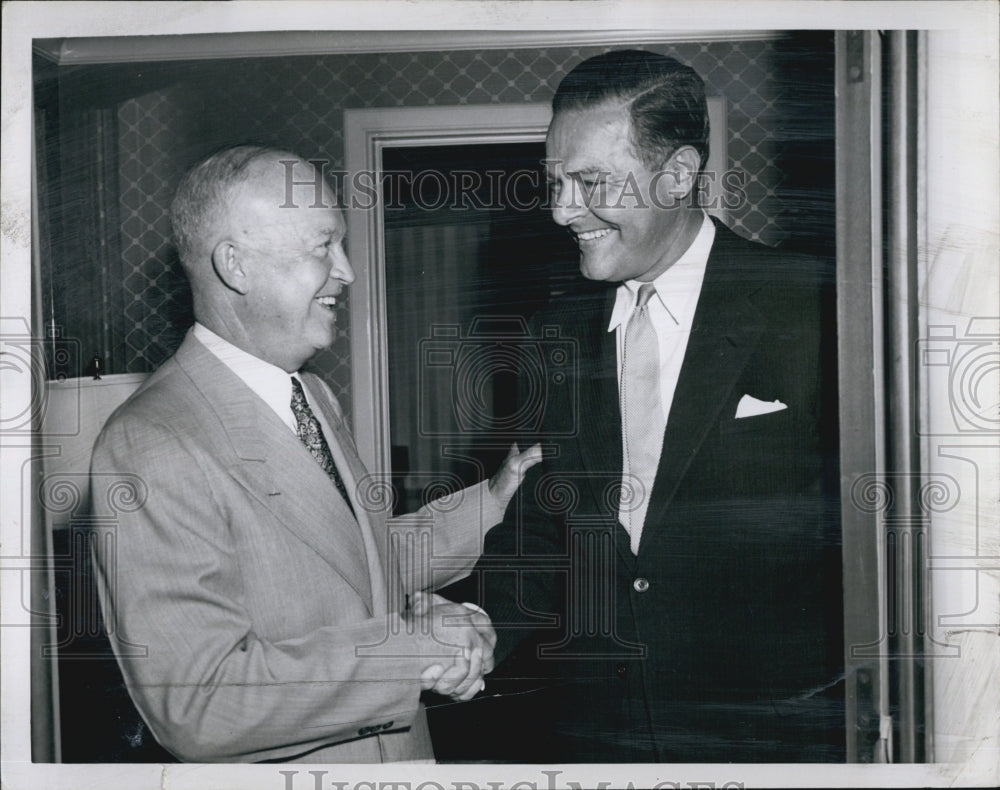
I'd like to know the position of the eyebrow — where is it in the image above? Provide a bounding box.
[308,228,337,246]
[567,167,610,178]
[323,222,347,237]
[545,158,607,172]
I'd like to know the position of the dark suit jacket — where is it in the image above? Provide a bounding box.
[475,220,844,762]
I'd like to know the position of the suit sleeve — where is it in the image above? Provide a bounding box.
[477,457,568,664]
[90,414,465,763]
[389,479,504,595]
[304,372,503,595]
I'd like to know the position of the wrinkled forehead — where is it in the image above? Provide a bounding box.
[231,159,343,242]
[241,154,338,206]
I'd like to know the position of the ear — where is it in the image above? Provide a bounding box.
[659,146,702,200]
[211,239,250,295]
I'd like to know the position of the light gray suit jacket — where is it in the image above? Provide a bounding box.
[90,331,502,762]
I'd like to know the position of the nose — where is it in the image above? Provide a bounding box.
[550,179,588,227]
[329,241,355,285]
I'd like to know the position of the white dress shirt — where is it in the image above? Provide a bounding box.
[608,212,716,544]
[193,322,307,435]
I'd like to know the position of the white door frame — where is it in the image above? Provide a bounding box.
[343,103,553,474]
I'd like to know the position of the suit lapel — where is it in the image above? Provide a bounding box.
[641,226,766,540]
[173,335,373,609]
[301,375,390,615]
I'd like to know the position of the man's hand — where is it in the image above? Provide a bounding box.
[488,442,543,513]
[409,592,496,701]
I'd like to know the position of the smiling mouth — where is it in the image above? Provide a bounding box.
[573,228,614,244]
[315,295,338,311]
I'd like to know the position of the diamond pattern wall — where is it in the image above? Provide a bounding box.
[118,86,194,371]
[107,34,834,407]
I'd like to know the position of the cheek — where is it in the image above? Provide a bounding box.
[264,285,310,327]
[247,289,279,322]
[630,213,666,250]
[305,260,333,292]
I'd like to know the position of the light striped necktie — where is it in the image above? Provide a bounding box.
[290,376,355,517]
[621,283,665,554]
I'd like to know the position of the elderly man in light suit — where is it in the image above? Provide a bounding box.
[90,146,538,763]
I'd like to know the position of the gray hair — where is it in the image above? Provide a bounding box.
[169,145,296,267]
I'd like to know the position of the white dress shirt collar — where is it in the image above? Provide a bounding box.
[192,323,298,433]
[608,212,716,333]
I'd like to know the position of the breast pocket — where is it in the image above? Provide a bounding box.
[719,407,793,437]
[709,407,806,496]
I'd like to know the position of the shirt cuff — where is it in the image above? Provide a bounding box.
[461,601,488,617]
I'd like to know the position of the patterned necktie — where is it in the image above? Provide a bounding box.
[621,283,665,554]
[290,376,355,517]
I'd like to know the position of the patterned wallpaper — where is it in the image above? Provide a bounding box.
[118,87,193,372]
[54,34,835,404]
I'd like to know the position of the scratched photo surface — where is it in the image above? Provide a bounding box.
[2,3,997,790]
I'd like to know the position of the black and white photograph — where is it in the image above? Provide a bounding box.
[1,2,997,789]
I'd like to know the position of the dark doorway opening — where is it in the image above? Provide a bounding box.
[382,142,587,515]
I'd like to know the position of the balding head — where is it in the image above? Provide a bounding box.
[168,145,354,371]
[170,145,300,279]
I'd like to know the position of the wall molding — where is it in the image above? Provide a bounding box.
[33,29,782,65]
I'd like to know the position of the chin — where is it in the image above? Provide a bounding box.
[309,322,337,345]
[580,258,625,283]
[311,332,337,356]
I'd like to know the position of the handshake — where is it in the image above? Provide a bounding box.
[407,591,496,702]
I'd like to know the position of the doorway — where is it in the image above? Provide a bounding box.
[381,141,583,513]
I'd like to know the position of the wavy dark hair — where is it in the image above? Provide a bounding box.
[552,49,709,171]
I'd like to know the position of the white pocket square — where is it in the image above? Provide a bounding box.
[735,394,788,419]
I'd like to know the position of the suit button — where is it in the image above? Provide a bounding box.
[382,721,394,730]
[633,577,650,593]
[616,663,628,677]
[358,726,371,736]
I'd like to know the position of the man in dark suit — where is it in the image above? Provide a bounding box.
[475,50,843,762]
[89,146,540,762]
